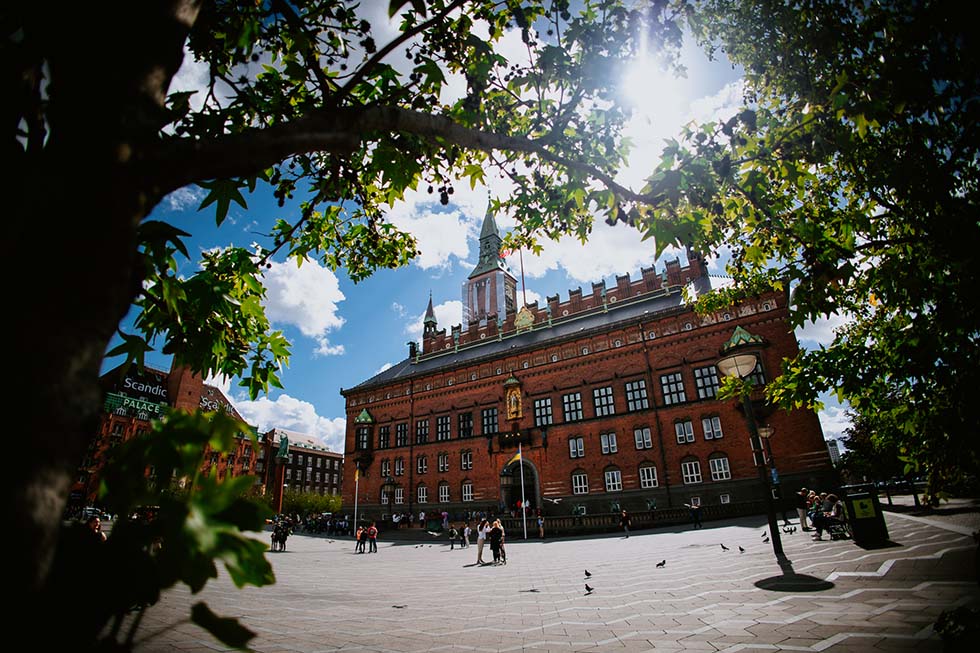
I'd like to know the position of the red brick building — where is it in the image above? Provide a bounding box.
[255,428,344,511]
[340,210,834,524]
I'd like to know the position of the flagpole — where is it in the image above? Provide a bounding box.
[353,466,359,536]
[519,443,527,540]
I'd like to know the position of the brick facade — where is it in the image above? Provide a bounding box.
[340,246,835,523]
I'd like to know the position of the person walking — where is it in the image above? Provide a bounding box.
[448,524,459,550]
[684,503,703,529]
[354,525,365,553]
[476,518,489,564]
[537,512,545,539]
[367,522,378,553]
[619,509,632,537]
[489,519,504,565]
[499,521,507,565]
[796,488,811,530]
[462,523,471,548]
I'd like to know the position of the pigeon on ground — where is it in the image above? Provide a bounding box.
[392,605,406,609]
[763,536,770,543]
[738,546,745,553]
[656,560,666,568]
[585,569,592,578]
[521,588,540,593]
[720,544,729,551]
[585,584,594,593]
[762,531,768,538]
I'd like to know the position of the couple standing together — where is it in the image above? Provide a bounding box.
[475,518,507,565]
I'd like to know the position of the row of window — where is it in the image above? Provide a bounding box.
[380,451,474,478]
[567,417,725,458]
[380,455,732,505]
[356,365,764,451]
[285,469,340,484]
[285,452,341,469]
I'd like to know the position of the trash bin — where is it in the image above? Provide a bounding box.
[841,483,889,548]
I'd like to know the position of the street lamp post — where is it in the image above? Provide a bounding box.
[717,351,785,560]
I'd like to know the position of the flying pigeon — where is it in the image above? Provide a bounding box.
[585,584,594,593]
[544,497,563,504]
[428,531,441,536]
[720,544,729,551]
[738,546,745,553]
[585,569,592,578]
[656,560,666,568]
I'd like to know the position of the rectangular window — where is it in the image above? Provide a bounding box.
[568,436,584,459]
[458,412,473,438]
[681,460,702,484]
[534,398,553,426]
[593,386,615,417]
[625,379,649,411]
[438,453,449,473]
[694,366,720,400]
[461,451,473,470]
[720,493,731,504]
[439,484,450,503]
[572,472,589,495]
[600,432,618,454]
[661,372,687,405]
[748,363,766,388]
[415,419,429,444]
[702,416,723,440]
[634,427,653,450]
[709,457,732,481]
[394,487,404,504]
[417,485,428,504]
[381,489,389,504]
[689,496,701,507]
[356,427,370,450]
[562,392,583,421]
[462,482,474,502]
[381,460,390,477]
[675,420,695,444]
[639,466,658,488]
[394,458,405,476]
[604,469,623,492]
[417,456,427,474]
[395,423,408,447]
[481,407,498,435]
[436,415,451,441]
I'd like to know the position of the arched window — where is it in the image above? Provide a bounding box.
[461,480,474,502]
[639,463,658,488]
[438,481,450,503]
[708,453,731,481]
[571,470,589,495]
[681,457,702,484]
[417,484,428,504]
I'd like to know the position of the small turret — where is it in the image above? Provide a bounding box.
[423,292,438,338]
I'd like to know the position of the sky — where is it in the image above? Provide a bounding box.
[106,10,851,454]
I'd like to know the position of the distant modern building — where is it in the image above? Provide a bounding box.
[826,439,842,466]
[339,205,836,523]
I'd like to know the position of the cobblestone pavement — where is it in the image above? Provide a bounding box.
[131,511,978,653]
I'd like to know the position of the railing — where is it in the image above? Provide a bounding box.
[499,500,769,536]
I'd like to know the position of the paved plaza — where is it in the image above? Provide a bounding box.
[130,509,978,653]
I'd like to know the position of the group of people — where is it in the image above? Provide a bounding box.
[355,522,379,553]
[796,487,845,540]
[475,518,508,565]
[447,523,471,549]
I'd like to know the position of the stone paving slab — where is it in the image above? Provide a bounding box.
[127,511,978,653]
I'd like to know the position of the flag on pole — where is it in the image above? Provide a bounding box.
[354,467,359,481]
[507,449,522,465]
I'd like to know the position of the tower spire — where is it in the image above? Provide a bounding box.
[423,291,437,337]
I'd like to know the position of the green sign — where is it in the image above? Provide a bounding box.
[852,498,876,519]
[104,392,166,417]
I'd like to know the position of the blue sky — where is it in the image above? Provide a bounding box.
[105,13,851,453]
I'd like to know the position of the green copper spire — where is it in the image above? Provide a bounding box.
[721,326,765,352]
[469,202,506,278]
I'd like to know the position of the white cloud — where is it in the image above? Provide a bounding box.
[796,312,852,349]
[376,362,394,374]
[232,393,347,452]
[405,299,463,340]
[262,258,346,357]
[818,403,851,440]
[169,46,210,113]
[392,302,407,317]
[386,204,476,270]
[162,185,205,212]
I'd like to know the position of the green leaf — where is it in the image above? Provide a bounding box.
[197,179,248,226]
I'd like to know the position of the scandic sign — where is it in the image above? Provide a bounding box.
[107,392,166,416]
[123,376,168,398]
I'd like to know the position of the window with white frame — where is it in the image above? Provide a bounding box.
[694,366,720,399]
[702,416,723,440]
[568,436,584,458]
[562,392,583,421]
[660,371,687,405]
[381,489,389,504]
[534,397,553,426]
[462,481,473,502]
[394,487,404,504]
[416,419,429,444]
[394,457,405,476]
[439,483,450,503]
[572,471,589,494]
[381,459,391,477]
[481,407,498,435]
[625,379,649,411]
[689,496,701,507]
[395,423,408,446]
[634,426,653,449]
[436,415,451,441]
[593,386,615,416]
[604,468,623,492]
[675,419,695,444]
[681,459,702,484]
[356,427,370,450]
[720,493,731,504]
[600,432,618,454]
[461,450,473,470]
[639,465,659,488]
[709,456,731,481]
[417,484,428,503]
[417,455,427,474]
[438,452,449,472]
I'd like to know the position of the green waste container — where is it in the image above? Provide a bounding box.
[841,483,889,548]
